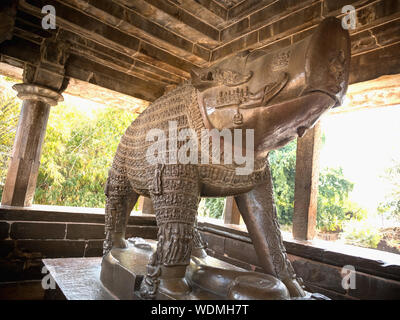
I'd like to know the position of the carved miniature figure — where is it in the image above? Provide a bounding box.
[102,17,350,300]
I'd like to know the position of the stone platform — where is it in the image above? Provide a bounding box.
[43,238,291,300]
[43,257,116,300]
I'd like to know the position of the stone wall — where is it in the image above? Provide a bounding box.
[1,206,399,300]
[197,221,400,300]
[0,206,157,299]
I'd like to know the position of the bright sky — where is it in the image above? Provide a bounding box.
[319,105,400,213]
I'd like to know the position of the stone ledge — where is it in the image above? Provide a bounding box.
[0,204,157,225]
[197,217,400,283]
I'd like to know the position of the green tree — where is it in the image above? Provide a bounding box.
[317,167,354,231]
[34,103,136,207]
[0,82,21,199]
[202,198,225,219]
[269,140,356,231]
[377,160,400,220]
[269,140,297,225]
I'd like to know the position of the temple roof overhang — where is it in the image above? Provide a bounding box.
[0,0,399,112]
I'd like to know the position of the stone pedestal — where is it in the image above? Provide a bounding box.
[100,238,290,300]
[43,238,324,300]
[1,84,63,207]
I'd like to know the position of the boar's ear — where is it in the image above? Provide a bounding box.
[191,67,215,92]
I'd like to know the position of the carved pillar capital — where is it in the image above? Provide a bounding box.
[12,83,64,106]
[23,38,71,92]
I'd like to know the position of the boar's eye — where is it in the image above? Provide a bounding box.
[206,72,214,81]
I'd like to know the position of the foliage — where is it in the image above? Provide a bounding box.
[269,140,297,225]
[0,86,21,197]
[341,219,383,248]
[33,103,136,207]
[198,197,225,219]
[377,160,400,220]
[269,140,356,232]
[317,167,354,232]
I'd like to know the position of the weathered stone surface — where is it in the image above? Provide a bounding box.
[351,30,378,55]
[43,257,115,300]
[332,74,400,114]
[224,237,260,267]
[371,18,400,46]
[356,0,400,29]
[258,2,321,42]
[350,42,400,84]
[350,272,400,300]
[0,240,15,257]
[0,0,17,44]
[195,0,228,19]
[84,240,103,257]
[228,0,276,20]
[0,280,45,300]
[223,197,241,225]
[137,196,155,215]
[288,254,346,293]
[69,0,210,64]
[0,99,51,207]
[293,123,321,240]
[17,240,86,258]
[10,222,66,240]
[66,223,105,240]
[0,259,24,282]
[322,0,360,15]
[221,17,250,42]
[126,225,158,240]
[304,282,353,300]
[0,206,106,224]
[0,222,10,240]
[200,231,226,255]
[206,250,254,272]
[211,30,258,61]
[136,0,220,43]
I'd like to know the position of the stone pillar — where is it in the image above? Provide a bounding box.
[223,196,241,225]
[292,122,322,240]
[1,38,69,207]
[137,196,155,215]
[1,84,63,207]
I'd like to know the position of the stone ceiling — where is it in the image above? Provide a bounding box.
[0,0,399,108]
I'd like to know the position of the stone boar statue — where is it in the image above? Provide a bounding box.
[102,17,350,299]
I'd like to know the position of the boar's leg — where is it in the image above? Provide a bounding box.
[140,164,200,299]
[103,171,138,255]
[235,160,305,298]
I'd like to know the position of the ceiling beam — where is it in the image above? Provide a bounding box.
[19,0,195,78]
[56,0,211,65]
[0,36,166,102]
[117,0,221,47]
[14,11,184,86]
[193,0,229,20]
[174,0,228,28]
